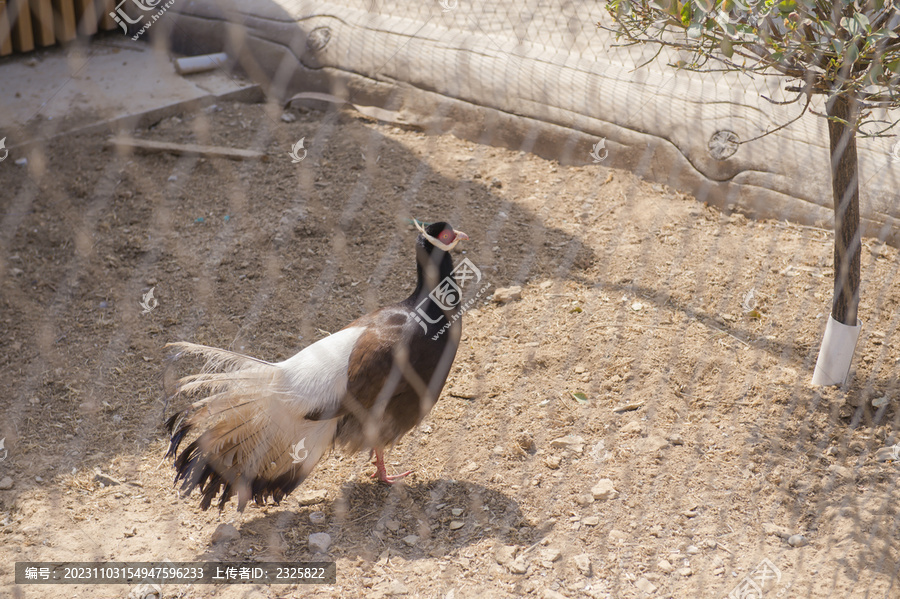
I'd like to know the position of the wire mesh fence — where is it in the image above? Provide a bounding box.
[1,1,899,599]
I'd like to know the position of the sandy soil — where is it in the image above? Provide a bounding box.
[1,100,899,599]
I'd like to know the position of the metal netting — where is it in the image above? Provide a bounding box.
[1,1,899,598]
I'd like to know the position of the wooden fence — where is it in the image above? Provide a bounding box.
[0,0,120,56]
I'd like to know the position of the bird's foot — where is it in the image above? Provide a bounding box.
[375,469,412,485]
[370,447,411,484]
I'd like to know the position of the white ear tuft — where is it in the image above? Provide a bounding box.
[415,221,458,251]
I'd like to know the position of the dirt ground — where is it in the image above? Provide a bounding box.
[1,99,899,599]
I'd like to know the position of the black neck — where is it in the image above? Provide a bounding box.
[403,244,459,325]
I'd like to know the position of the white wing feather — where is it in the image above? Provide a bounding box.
[165,327,366,509]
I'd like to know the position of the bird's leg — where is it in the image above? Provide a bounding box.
[370,447,411,484]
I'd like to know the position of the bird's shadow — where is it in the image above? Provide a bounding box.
[194,478,544,563]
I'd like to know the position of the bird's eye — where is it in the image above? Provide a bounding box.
[439,230,454,243]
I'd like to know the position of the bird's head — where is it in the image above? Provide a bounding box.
[414,220,468,252]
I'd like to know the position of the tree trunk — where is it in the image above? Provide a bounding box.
[825,93,861,326]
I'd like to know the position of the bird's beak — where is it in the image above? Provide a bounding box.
[454,230,469,242]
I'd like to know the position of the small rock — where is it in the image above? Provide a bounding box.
[494,545,517,565]
[15,158,27,167]
[638,435,669,453]
[677,567,693,577]
[451,508,464,517]
[667,433,685,446]
[507,559,528,574]
[493,286,522,303]
[635,577,657,593]
[93,472,122,486]
[309,511,326,525]
[608,529,628,542]
[788,534,808,547]
[619,421,642,435]
[460,461,479,474]
[686,545,700,555]
[574,494,595,507]
[124,527,137,538]
[544,455,562,469]
[167,175,177,182]
[574,366,585,374]
[589,441,608,463]
[402,534,419,546]
[762,523,791,540]
[591,479,618,501]
[34,476,43,482]
[211,523,240,544]
[612,401,644,413]
[874,445,900,462]
[704,539,718,549]
[281,112,297,122]
[541,547,562,562]
[308,532,332,553]
[449,520,464,530]
[387,579,408,595]
[385,519,400,532]
[582,516,600,526]
[573,554,592,576]
[550,435,585,453]
[298,489,327,505]
[0,477,14,490]
[543,590,567,599]
[657,559,674,573]
[828,464,854,479]
[9,267,23,276]
[491,177,502,188]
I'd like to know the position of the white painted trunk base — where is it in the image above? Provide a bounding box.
[812,315,863,386]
